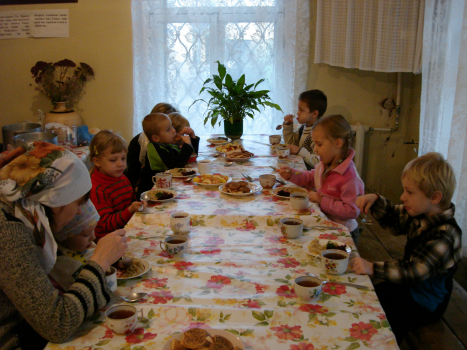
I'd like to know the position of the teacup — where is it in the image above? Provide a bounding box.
[160,235,188,257]
[105,266,117,293]
[279,217,303,239]
[198,160,212,175]
[294,275,323,301]
[276,147,290,159]
[152,173,172,188]
[170,212,190,233]
[276,159,292,169]
[105,305,141,334]
[259,174,276,188]
[290,192,309,210]
[269,135,282,145]
[314,249,349,275]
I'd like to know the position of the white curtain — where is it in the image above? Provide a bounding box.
[131,0,310,136]
[419,0,467,253]
[314,0,424,73]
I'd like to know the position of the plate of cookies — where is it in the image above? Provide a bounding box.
[224,150,255,162]
[219,181,262,196]
[272,186,308,199]
[163,328,244,350]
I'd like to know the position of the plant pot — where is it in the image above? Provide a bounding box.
[44,102,83,127]
[224,120,243,139]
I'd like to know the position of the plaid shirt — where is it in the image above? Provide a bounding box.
[371,196,462,284]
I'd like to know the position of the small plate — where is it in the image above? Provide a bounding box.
[219,183,262,196]
[143,189,178,202]
[162,329,244,350]
[165,168,197,178]
[224,150,253,162]
[117,258,151,280]
[272,186,308,199]
[303,239,351,257]
[207,138,229,145]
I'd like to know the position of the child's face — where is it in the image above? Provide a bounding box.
[153,117,177,144]
[311,125,342,166]
[400,176,441,217]
[61,225,96,253]
[93,148,127,178]
[297,100,319,126]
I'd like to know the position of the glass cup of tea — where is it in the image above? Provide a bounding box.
[314,249,350,275]
[170,212,190,233]
[105,305,141,334]
[160,235,188,257]
[294,275,323,301]
[279,217,303,239]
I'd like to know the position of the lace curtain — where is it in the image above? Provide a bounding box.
[419,0,467,252]
[131,0,310,136]
[314,0,424,73]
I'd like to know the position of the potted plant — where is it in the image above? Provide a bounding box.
[191,61,282,139]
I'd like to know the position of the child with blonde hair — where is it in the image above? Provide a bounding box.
[351,152,462,343]
[90,130,147,239]
[277,114,364,242]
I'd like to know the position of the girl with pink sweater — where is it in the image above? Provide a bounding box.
[277,114,365,243]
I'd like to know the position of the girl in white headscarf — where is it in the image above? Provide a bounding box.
[0,142,127,350]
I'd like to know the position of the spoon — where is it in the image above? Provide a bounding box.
[221,162,233,167]
[117,255,133,269]
[120,292,147,303]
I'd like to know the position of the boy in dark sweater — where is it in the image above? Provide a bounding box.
[137,113,199,198]
[352,152,462,343]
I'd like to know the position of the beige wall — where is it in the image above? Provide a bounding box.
[0,0,421,202]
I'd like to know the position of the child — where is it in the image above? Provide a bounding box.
[282,89,327,169]
[49,201,100,292]
[137,113,200,198]
[277,114,364,242]
[168,111,199,148]
[351,152,462,343]
[89,130,147,239]
[126,103,178,190]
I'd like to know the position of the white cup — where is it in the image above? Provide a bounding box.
[314,249,350,275]
[259,174,276,188]
[105,305,141,334]
[269,135,282,145]
[290,192,309,210]
[294,275,323,301]
[152,173,172,188]
[170,212,190,233]
[160,235,188,257]
[198,160,212,174]
[276,147,290,159]
[279,217,303,239]
[105,266,117,293]
[276,159,292,169]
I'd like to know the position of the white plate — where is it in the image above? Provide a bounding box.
[165,168,197,178]
[117,258,151,280]
[162,329,244,350]
[194,176,232,188]
[207,138,229,145]
[224,154,252,162]
[219,183,262,196]
[144,189,178,202]
[303,239,351,257]
[272,186,308,199]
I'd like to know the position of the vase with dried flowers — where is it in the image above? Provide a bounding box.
[30,59,95,126]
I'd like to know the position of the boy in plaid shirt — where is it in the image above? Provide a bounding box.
[352,152,462,343]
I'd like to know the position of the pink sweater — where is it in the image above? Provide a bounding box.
[289,148,364,231]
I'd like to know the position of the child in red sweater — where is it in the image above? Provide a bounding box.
[89,130,147,239]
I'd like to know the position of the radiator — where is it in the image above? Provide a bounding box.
[351,123,368,176]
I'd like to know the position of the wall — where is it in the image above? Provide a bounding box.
[0,0,421,203]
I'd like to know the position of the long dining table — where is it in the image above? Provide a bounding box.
[46,135,398,350]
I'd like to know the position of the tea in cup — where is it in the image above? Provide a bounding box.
[259,174,276,188]
[170,212,190,233]
[276,159,292,169]
[198,160,212,174]
[269,135,282,145]
[105,305,141,334]
[152,173,172,188]
[160,235,188,257]
[279,217,303,239]
[276,146,290,159]
[314,249,349,275]
[294,275,323,301]
[105,266,117,293]
[290,192,309,210]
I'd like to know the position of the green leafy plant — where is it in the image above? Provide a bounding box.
[191,61,282,127]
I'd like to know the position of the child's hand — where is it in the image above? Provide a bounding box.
[90,229,127,271]
[276,166,294,180]
[283,114,294,125]
[308,191,322,204]
[287,144,300,154]
[180,127,196,138]
[356,194,378,214]
[179,134,192,145]
[128,201,144,214]
[351,257,374,276]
